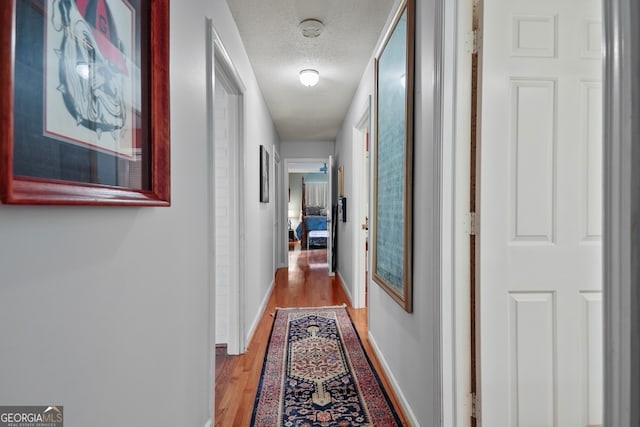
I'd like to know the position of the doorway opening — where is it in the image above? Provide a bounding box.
[209,24,246,358]
[286,159,334,273]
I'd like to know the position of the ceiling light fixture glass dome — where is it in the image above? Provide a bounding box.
[299,69,320,87]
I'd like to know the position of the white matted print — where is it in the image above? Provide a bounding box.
[45,0,137,159]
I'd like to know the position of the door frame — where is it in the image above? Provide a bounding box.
[328,155,335,275]
[602,0,640,425]
[436,0,472,423]
[274,147,287,269]
[208,24,247,356]
[205,18,215,426]
[284,157,334,268]
[353,98,372,309]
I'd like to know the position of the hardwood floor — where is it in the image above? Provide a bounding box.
[214,249,408,426]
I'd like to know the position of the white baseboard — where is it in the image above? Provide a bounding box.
[336,271,353,306]
[368,332,420,426]
[245,276,276,345]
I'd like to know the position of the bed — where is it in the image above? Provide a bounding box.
[295,177,328,250]
[296,214,328,249]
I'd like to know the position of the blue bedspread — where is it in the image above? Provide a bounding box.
[296,216,327,240]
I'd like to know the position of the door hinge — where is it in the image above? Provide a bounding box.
[468,212,478,236]
[467,29,481,54]
[471,392,480,419]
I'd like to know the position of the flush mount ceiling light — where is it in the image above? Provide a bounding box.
[299,19,324,38]
[299,69,320,87]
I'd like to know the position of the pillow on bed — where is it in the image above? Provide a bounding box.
[305,206,323,216]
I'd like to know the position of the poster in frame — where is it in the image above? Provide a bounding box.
[372,0,414,312]
[0,0,170,206]
[338,196,347,223]
[259,145,269,203]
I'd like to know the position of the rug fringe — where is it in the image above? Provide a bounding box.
[274,303,347,312]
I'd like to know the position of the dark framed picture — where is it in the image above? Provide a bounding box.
[372,0,415,312]
[338,196,347,223]
[0,0,170,205]
[259,144,269,203]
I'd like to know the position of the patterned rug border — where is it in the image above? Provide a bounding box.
[250,305,402,426]
[273,303,347,311]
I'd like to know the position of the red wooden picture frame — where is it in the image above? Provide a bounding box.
[0,0,170,206]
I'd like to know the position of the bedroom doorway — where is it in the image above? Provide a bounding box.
[210,25,246,357]
[286,159,333,273]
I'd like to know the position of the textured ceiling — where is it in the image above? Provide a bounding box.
[226,0,395,142]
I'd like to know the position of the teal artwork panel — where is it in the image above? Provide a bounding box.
[375,10,407,293]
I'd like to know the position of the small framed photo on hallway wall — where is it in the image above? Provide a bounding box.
[259,145,269,203]
[338,197,347,223]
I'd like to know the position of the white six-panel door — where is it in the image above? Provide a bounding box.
[478,0,602,425]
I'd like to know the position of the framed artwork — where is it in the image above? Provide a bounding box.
[338,196,347,223]
[259,145,269,203]
[372,0,415,312]
[0,0,170,205]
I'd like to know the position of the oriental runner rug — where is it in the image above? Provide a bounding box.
[250,306,402,426]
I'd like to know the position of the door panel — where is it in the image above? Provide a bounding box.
[478,0,602,425]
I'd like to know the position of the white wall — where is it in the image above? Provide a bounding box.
[281,140,335,159]
[334,0,441,424]
[0,1,213,426]
[0,1,279,426]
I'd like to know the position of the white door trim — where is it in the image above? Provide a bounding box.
[274,147,287,269]
[205,18,216,426]
[437,0,466,424]
[211,25,246,356]
[282,157,289,260]
[282,158,295,260]
[353,98,372,309]
[327,155,335,276]
[445,0,475,424]
[603,0,638,425]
